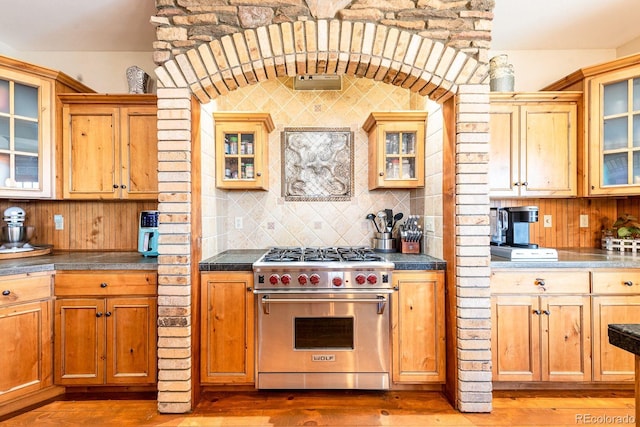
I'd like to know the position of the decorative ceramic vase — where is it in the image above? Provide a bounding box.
[126,65,149,94]
[489,55,515,92]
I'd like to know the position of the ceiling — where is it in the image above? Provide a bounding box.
[0,0,638,52]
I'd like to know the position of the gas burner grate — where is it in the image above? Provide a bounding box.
[262,247,303,262]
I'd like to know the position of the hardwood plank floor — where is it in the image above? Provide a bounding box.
[0,390,635,426]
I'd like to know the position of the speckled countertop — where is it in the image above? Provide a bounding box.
[0,251,157,276]
[608,324,640,357]
[199,249,447,271]
[492,248,640,269]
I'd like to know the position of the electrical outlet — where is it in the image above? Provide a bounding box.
[234,216,243,229]
[579,214,589,228]
[425,216,435,233]
[543,215,552,228]
[54,214,64,230]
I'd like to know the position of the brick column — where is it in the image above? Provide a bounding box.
[454,84,492,412]
[155,85,194,414]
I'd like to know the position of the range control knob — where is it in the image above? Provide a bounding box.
[355,274,366,285]
[281,274,291,285]
[367,274,378,285]
[332,276,343,287]
[269,274,279,285]
[297,274,308,285]
[310,274,321,285]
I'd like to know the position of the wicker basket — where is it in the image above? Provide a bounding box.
[601,237,640,252]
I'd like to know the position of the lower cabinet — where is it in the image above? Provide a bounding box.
[0,272,54,404]
[54,271,157,386]
[200,272,254,384]
[491,270,591,382]
[592,270,640,382]
[391,270,445,384]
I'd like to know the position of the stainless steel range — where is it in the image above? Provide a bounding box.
[253,246,394,390]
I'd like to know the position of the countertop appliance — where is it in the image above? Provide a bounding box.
[252,246,394,390]
[138,210,159,257]
[0,206,36,253]
[490,206,557,260]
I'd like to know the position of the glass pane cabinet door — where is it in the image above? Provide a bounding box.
[384,131,416,180]
[600,76,640,187]
[0,78,41,190]
[223,132,256,181]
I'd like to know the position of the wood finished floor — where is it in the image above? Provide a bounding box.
[0,390,635,426]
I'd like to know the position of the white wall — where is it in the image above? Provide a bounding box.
[488,49,616,91]
[0,49,155,93]
[618,35,640,57]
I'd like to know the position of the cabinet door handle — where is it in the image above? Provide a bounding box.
[2,290,9,296]
[100,282,108,288]
[543,310,550,315]
[105,311,112,317]
[623,281,633,286]
[393,286,399,291]
[247,287,253,292]
[121,184,126,189]
[522,182,528,186]
[96,312,103,318]
[379,172,384,176]
[514,182,520,186]
[533,309,541,315]
[256,172,261,177]
[112,184,119,189]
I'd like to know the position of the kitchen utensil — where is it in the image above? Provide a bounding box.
[366,213,380,233]
[377,211,387,234]
[391,212,403,232]
[385,209,393,231]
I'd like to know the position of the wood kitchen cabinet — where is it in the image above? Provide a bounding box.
[363,112,427,190]
[489,92,580,197]
[59,94,158,200]
[213,112,274,190]
[591,270,640,382]
[200,272,254,384]
[0,272,55,407]
[54,271,157,386]
[391,270,445,384]
[0,55,92,199]
[545,54,640,196]
[491,270,591,382]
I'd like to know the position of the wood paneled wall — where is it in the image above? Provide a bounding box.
[0,200,157,251]
[492,198,620,248]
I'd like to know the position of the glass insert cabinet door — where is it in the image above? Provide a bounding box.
[600,76,640,187]
[384,131,417,180]
[0,77,41,191]
[222,131,256,180]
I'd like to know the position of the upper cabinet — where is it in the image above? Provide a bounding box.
[214,112,274,190]
[0,55,93,199]
[59,94,158,200]
[545,54,640,196]
[489,92,580,198]
[363,111,427,190]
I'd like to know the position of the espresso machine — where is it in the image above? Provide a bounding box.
[490,206,557,260]
[138,210,159,257]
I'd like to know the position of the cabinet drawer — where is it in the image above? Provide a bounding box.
[0,272,53,307]
[592,270,640,294]
[491,270,589,294]
[55,271,157,296]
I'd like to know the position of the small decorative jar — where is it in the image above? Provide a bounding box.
[489,55,515,92]
[126,65,150,94]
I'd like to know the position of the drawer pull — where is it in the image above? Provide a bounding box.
[623,281,633,287]
[100,282,108,288]
[96,312,103,317]
[2,290,10,296]
[535,278,545,286]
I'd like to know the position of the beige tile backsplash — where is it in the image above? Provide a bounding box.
[201,76,443,257]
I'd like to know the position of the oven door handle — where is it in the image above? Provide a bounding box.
[259,294,390,315]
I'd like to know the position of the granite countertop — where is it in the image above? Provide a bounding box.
[0,251,157,276]
[199,249,447,272]
[608,324,640,357]
[492,247,640,269]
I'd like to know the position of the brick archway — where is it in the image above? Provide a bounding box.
[153,19,492,415]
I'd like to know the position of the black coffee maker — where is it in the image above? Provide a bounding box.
[505,206,538,248]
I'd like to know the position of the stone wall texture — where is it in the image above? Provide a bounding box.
[152,0,494,415]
